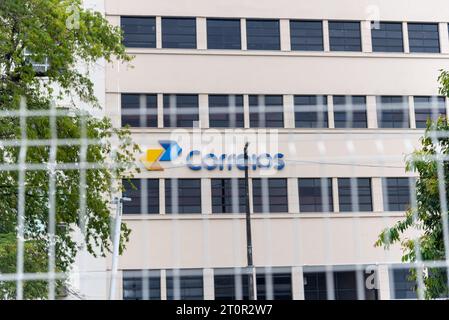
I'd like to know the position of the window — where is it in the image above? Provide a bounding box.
[249,95,284,128]
[166,269,204,300]
[338,178,373,212]
[121,94,157,127]
[209,95,244,128]
[211,178,246,214]
[252,178,288,213]
[207,19,241,50]
[256,268,292,300]
[122,179,159,214]
[371,22,403,52]
[122,270,161,300]
[298,178,333,213]
[214,268,250,300]
[24,50,50,75]
[246,19,280,50]
[377,96,409,128]
[414,96,446,129]
[294,95,328,128]
[390,268,417,299]
[121,17,156,48]
[165,179,202,214]
[304,271,327,300]
[304,268,378,300]
[162,17,197,49]
[408,23,440,53]
[163,94,199,128]
[333,96,367,129]
[290,20,324,51]
[383,178,414,211]
[329,21,362,52]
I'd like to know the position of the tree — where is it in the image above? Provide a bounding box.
[376,72,449,299]
[0,0,138,299]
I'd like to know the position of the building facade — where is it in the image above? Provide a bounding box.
[79,0,449,300]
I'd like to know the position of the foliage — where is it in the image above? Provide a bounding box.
[0,0,137,299]
[376,72,449,298]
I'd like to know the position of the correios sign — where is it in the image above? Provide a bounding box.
[140,140,285,171]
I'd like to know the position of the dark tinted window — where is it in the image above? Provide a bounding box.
[383,178,414,211]
[338,178,373,212]
[290,20,324,51]
[390,268,417,299]
[165,179,202,214]
[333,96,367,128]
[209,95,244,128]
[304,271,327,300]
[294,95,328,128]
[256,268,292,300]
[211,178,246,214]
[249,95,284,128]
[122,179,159,214]
[121,94,158,127]
[162,17,197,49]
[298,178,333,213]
[166,269,204,300]
[121,17,156,48]
[163,94,199,128]
[304,269,378,300]
[214,269,250,300]
[371,22,403,52]
[246,20,280,50]
[123,270,161,300]
[414,96,446,128]
[252,178,288,213]
[329,21,361,52]
[207,19,241,49]
[408,23,440,53]
[378,96,409,128]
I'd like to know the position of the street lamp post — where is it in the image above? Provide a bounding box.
[244,142,255,300]
[109,196,131,300]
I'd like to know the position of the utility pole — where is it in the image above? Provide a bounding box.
[244,142,255,300]
[109,196,131,300]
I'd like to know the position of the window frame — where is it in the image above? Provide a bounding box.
[252,178,289,213]
[165,179,202,214]
[163,94,200,128]
[328,20,362,52]
[337,178,373,212]
[121,93,158,128]
[290,20,324,51]
[246,19,281,51]
[298,178,334,213]
[408,22,440,53]
[294,95,329,128]
[161,17,197,49]
[209,95,245,128]
[371,21,404,53]
[121,16,156,48]
[249,95,284,128]
[207,18,242,50]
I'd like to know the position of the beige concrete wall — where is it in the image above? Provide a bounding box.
[119,214,406,270]
[105,0,449,22]
[107,53,449,95]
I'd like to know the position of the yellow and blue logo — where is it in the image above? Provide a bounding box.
[140,140,182,171]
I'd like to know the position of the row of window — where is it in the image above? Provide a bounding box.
[122,16,446,53]
[122,177,414,214]
[122,266,420,300]
[121,94,446,129]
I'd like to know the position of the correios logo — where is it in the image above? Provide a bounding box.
[140,140,285,171]
[140,140,182,171]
